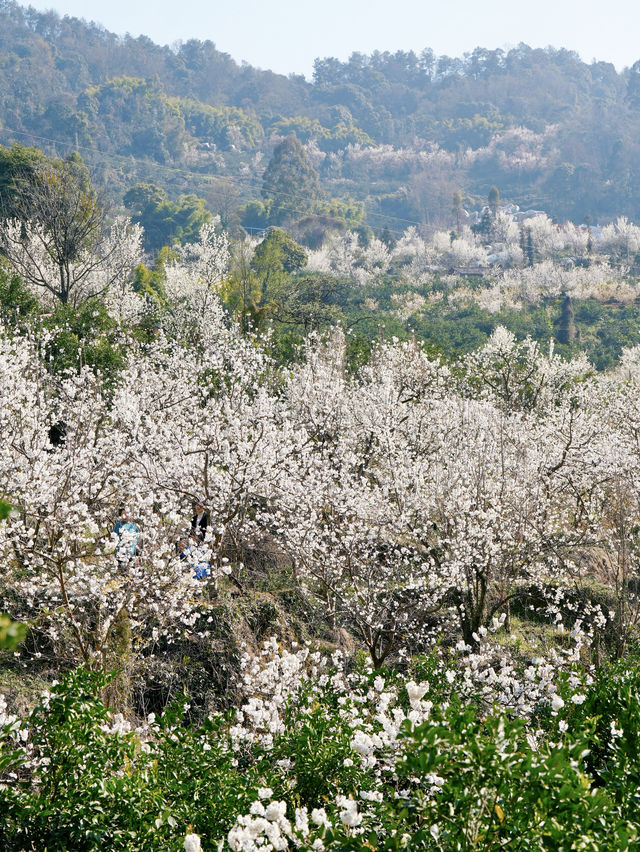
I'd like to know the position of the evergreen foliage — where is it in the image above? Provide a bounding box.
[2,2,639,226]
[261,136,321,224]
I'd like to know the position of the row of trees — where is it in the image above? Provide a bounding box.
[4,143,640,376]
[5,1,640,227]
[3,157,640,849]
[2,201,640,675]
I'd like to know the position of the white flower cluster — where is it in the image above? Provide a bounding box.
[220,637,595,850]
[0,694,23,738]
[227,795,368,851]
[2,218,638,690]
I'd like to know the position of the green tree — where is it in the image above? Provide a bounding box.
[175,98,264,149]
[313,198,365,229]
[81,77,186,162]
[625,60,640,109]
[239,199,271,232]
[557,294,576,345]
[43,298,127,385]
[224,229,308,331]
[452,190,463,234]
[379,225,397,250]
[488,185,501,217]
[261,135,321,224]
[0,144,49,220]
[250,228,308,309]
[0,151,109,304]
[132,245,174,305]
[221,241,262,331]
[473,208,494,241]
[0,613,26,651]
[123,182,211,253]
[0,499,26,651]
[0,263,39,329]
[274,272,348,334]
[526,227,535,266]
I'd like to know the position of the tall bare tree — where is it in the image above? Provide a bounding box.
[0,153,122,305]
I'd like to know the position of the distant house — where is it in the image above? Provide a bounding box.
[514,209,547,222]
[448,266,490,277]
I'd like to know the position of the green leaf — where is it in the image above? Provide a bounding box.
[0,613,27,650]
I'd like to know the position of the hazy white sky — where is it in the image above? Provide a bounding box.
[22,0,640,78]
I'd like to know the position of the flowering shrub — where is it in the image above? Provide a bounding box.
[2,646,638,850]
[3,218,640,849]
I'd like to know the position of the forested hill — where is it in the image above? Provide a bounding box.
[2,0,640,226]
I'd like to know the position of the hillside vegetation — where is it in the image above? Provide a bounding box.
[2,0,640,229]
[1,193,640,846]
[3,9,640,849]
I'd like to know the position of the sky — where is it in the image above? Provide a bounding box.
[21,0,640,78]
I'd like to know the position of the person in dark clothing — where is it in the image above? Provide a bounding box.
[47,420,67,451]
[191,501,208,542]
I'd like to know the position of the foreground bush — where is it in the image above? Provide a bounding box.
[2,648,640,850]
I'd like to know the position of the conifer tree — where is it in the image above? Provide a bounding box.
[262,135,321,224]
[557,294,576,344]
[488,185,500,217]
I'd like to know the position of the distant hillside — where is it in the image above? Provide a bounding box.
[2,0,640,230]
